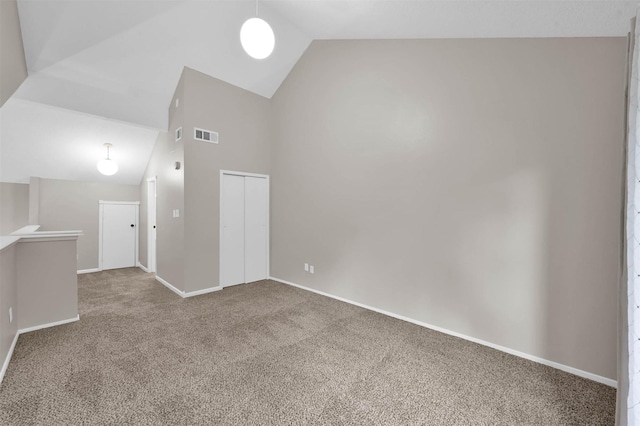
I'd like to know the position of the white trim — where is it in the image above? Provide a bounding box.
[19,235,81,242]
[136,262,150,273]
[0,236,20,251]
[269,276,617,388]
[219,170,270,288]
[155,275,222,298]
[0,331,19,383]
[18,315,79,334]
[146,177,157,273]
[264,178,270,280]
[184,286,222,298]
[135,205,139,271]
[1,315,81,383]
[77,268,101,274]
[98,203,103,270]
[98,201,141,205]
[10,225,41,235]
[220,169,269,179]
[155,275,184,297]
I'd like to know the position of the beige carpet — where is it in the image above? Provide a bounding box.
[0,268,615,425]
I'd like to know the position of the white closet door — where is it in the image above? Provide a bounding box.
[221,174,246,287]
[102,203,137,270]
[244,176,268,283]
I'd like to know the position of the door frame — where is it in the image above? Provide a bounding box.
[99,200,140,271]
[219,170,270,288]
[147,177,157,273]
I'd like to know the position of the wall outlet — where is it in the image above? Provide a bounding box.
[304,263,309,272]
[9,307,13,323]
[309,265,315,274]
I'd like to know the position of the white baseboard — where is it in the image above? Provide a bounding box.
[2,314,81,383]
[184,286,222,298]
[155,275,221,298]
[136,262,150,273]
[155,275,184,297]
[0,331,19,383]
[77,268,100,274]
[19,315,80,334]
[269,276,617,388]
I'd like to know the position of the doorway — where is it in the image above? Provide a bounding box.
[147,177,157,272]
[99,201,139,270]
[220,170,269,287]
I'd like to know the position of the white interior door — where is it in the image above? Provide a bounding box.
[244,177,268,283]
[147,179,157,272]
[220,172,269,287]
[221,174,246,286]
[101,203,138,270]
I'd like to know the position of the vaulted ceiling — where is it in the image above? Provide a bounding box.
[1,0,637,185]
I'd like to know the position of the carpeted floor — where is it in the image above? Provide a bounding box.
[0,268,615,425]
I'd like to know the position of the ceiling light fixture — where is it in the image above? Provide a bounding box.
[240,0,274,59]
[97,143,118,176]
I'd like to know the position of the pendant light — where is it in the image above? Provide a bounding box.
[97,143,118,176]
[240,0,274,59]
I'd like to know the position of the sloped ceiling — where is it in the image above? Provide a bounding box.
[1,0,637,185]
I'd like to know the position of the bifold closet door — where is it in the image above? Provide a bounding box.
[220,174,268,287]
[244,177,268,283]
[221,174,246,287]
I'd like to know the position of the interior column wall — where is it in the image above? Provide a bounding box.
[139,72,185,290]
[182,68,271,293]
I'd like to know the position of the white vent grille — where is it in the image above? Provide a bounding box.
[175,127,182,142]
[194,127,219,144]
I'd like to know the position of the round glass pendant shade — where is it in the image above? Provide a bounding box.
[97,158,118,176]
[240,17,275,59]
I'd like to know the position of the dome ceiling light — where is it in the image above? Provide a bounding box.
[97,143,118,176]
[240,0,274,59]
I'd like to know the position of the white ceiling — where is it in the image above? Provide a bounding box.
[1,0,638,185]
[0,98,158,185]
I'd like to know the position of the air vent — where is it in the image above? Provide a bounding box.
[194,127,219,144]
[175,127,182,142]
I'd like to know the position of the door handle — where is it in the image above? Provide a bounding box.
[130,224,135,227]
[153,225,156,229]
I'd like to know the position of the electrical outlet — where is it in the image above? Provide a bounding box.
[9,307,13,323]
[310,265,315,274]
[304,263,309,272]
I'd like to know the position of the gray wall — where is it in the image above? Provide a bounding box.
[0,182,29,234]
[270,39,626,380]
[17,238,78,329]
[37,178,139,270]
[0,0,27,107]
[140,73,185,290]
[182,67,271,293]
[1,236,79,375]
[0,243,18,377]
